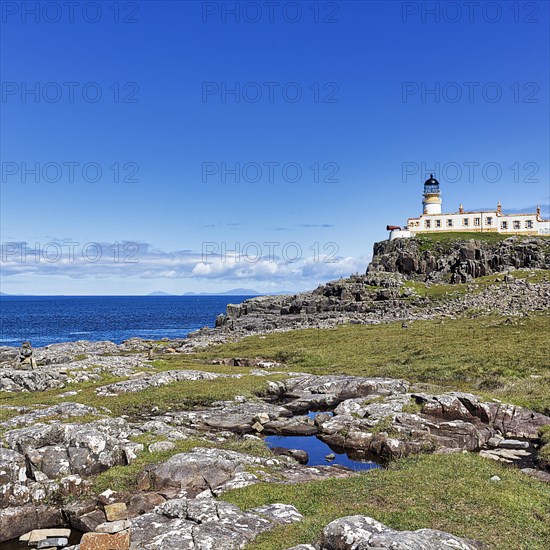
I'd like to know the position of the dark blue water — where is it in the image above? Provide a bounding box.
[0,295,253,347]
[265,434,381,471]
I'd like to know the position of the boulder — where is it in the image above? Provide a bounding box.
[95,370,225,396]
[126,492,166,517]
[0,418,135,511]
[148,441,176,453]
[130,497,302,549]
[270,375,410,413]
[148,451,240,492]
[0,506,65,543]
[320,515,480,549]
[63,501,105,533]
[166,399,292,434]
[104,502,128,521]
[0,369,65,392]
[80,531,130,550]
[271,447,309,464]
[95,519,132,533]
[5,418,132,478]
[263,416,318,436]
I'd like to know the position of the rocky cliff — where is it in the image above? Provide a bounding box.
[368,235,550,283]
[188,236,550,344]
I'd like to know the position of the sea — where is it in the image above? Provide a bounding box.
[0,295,254,347]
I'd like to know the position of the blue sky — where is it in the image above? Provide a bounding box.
[1,0,549,295]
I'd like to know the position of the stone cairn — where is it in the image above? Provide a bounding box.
[79,501,131,549]
[18,341,37,370]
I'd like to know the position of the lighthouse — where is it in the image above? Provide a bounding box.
[387,174,549,240]
[422,174,442,215]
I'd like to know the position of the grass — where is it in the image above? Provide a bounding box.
[401,398,423,415]
[539,426,550,466]
[418,231,523,243]
[197,314,550,414]
[0,368,286,422]
[401,270,550,300]
[91,434,272,494]
[90,354,282,417]
[98,375,285,418]
[415,232,550,253]
[2,312,548,449]
[0,376,126,419]
[223,452,550,550]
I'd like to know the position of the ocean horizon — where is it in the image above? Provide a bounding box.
[0,295,254,347]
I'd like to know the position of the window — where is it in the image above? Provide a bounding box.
[474,217,481,226]
[486,217,493,226]
[501,221,508,230]
[425,219,431,228]
[526,220,533,229]
[463,218,469,227]
[513,220,521,230]
[447,219,453,227]
[435,219,441,228]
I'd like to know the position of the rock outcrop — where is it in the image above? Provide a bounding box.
[133,376,550,466]
[1,371,548,544]
[0,506,65,544]
[263,376,550,463]
[0,345,154,393]
[368,236,549,283]
[0,414,141,529]
[0,368,66,392]
[319,515,481,549]
[95,370,230,397]
[185,236,549,343]
[141,447,354,498]
[130,497,303,549]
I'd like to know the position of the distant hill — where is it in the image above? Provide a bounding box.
[184,288,261,296]
[1,289,297,297]
[182,288,296,296]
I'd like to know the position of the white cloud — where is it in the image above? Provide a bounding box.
[0,240,370,290]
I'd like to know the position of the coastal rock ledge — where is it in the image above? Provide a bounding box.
[186,236,550,344]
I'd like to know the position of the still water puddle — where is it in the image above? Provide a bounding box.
[265,411,380,471]
[265,434,381,471]
[265,411,379,471]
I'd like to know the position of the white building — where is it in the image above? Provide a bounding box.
[388,175,550,240]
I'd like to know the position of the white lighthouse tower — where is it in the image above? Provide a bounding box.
[422,174,442,215]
